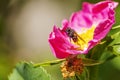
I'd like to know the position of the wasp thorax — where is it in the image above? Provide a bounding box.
[65,27,78,42]
[60,56,84,78]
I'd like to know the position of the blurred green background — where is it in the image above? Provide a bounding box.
[0,0,120,80]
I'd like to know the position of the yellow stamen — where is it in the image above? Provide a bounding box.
[72,26,95,50]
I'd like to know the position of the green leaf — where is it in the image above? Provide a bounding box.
[113,46,120,55]
[8,62,51,80]
[8,69,24,80]
[108,25,120,36]
[108,31,120,55]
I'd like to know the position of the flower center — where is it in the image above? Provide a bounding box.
[66,26,95,50]
[75,26,95,50]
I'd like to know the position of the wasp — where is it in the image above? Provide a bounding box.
[65,27,85,42]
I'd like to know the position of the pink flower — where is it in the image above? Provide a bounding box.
[48,1,118,59]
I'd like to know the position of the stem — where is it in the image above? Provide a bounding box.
[34,59,65,68]
[34,54,116,68]
[88,65,99,80]
[76,74,82,80]
[85,68,89,80]
[82,58,105,67]
[83,61,104,66]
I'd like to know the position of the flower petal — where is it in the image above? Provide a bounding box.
[49,26,82,58]
[93,1,118,41]
[48,1,118,59]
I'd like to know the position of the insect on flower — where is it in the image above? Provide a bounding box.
[48,1,118,59]
[65,27,85,43]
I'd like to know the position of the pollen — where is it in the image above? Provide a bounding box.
[60,56,84,78]
[73,26,95,50]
